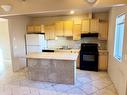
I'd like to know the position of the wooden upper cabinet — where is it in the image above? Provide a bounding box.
[64,20,73,36]
[73,24,81,40]
[55,21,64,36]
[44,25,50,40]
[27,25,34,33]
[49,26,56,40]
[99,21,108,40]
[81,19,99,34]
[27,25,44,33]
[90,19,99,33]
[34,25,44,33]
[44,25,56,40]
[82,19,90,34]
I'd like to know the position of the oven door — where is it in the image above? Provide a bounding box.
[83,54,95,62]
[80,51,98,71]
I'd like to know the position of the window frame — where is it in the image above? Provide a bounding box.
[114,14,126,62]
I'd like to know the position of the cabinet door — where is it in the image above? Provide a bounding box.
[99,52,108,71]
[73,24,81,40]
[81,19,90,33]
[27,25,44,33]
[27,25,34,33]
[99,22,108,40]
[44,25,55,40]
[34,25,41,33]
[34,25,44,33]
[49,25,56,40]
[44,25,50,40]
[55,21,64,36]
[90,19,99,33]
[64,21,73,36]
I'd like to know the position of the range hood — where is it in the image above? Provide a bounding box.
[81,33,98,38]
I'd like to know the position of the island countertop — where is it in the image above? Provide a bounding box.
[26,52,79,61]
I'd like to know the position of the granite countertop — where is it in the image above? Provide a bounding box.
[26,52,79,61]
[55,49,80,53]
[56,48,107,53]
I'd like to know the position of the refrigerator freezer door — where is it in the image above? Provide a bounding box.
[26,46,42,54]
[26,34,45,46]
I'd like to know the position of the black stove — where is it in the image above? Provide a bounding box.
[80,43,98,71]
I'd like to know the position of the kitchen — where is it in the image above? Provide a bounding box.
[0,0,127,95]
[26,12,108,70]
[25,12,108,88]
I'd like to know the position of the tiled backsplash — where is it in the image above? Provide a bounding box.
[47,37,80,49]
[47,37,107,50]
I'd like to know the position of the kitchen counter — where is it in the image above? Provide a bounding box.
[55,49,80,53]
[98,50,108,53]
[26,52,78,84]
[26,52,78,61]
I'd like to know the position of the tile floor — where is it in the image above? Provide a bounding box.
[0,63,118,95]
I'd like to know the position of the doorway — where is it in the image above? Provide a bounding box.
[0,18,12,73]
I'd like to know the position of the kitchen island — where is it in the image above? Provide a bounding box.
[26,52,78,84]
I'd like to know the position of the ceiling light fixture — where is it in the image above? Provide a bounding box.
[70,10,75,14]
[1,4,12,12]
[86,0,97,3]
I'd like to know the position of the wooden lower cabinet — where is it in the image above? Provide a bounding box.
[99,52,108,71]
[77,54,80,68]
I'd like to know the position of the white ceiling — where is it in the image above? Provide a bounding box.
[0,0,126,17]
[26,7,110,17]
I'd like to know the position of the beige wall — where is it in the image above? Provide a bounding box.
[108,6,127,95]
[0,18,11,63]
[4,16,31,71]
[31,12,108,24]
[31,14,89,25]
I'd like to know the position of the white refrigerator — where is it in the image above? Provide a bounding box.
[26,34,47,54]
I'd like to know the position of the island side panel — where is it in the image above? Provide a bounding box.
[27,58,76,84]
[52,60,76,84]
[27,59,50,81]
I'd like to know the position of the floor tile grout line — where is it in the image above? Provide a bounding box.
[77,86,90,95]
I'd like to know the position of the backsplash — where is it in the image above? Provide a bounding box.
[47,37,107,50]
[47,37,80,49]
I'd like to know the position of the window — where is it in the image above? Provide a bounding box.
[114,14,125,61]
